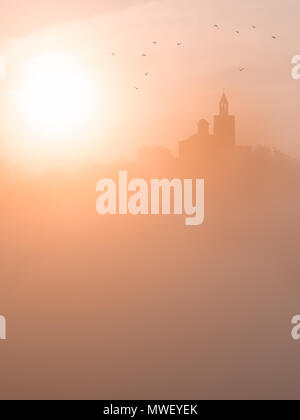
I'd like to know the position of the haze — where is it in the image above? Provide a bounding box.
[0,0,300,169]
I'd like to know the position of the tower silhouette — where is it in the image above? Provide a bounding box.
[213,92,235,147]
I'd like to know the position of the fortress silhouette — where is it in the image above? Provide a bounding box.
[137,92,266,174]
[180,92,236,160]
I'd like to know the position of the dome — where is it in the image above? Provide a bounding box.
[197,119,209,137]
[198,119,209,127]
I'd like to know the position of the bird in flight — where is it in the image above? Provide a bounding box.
[141,54,147,57]
[272,35,277,39]
[213,25,220,29]
[239,68,245,72]
[235,31,240,35]
[145,72,149,76]
[134,87,139,90]
[152,41,158,45]
[177,42,183,46]
[112,53,116,56]
[252,25,257,29]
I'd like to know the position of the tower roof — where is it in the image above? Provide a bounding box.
[220,92,228,105]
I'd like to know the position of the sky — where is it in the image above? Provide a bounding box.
[0,0,156,41]
[0,0,300,168]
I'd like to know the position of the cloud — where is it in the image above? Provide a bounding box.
[0,0,157,41]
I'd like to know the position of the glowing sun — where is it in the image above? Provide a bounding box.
[15,53,96,137]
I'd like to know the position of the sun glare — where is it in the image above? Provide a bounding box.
[15,53,96,137]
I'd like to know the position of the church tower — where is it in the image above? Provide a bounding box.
[213,92,235,147]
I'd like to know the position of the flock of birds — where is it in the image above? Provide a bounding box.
[213,23,277,38]
[111,25,279,91]
[213,25,278,72]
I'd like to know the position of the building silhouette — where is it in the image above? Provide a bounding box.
[136,92,281,173]
[179,92,236,163]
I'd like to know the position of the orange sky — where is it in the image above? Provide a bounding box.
[0,0,300,169]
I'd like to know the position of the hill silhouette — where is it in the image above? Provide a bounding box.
[0,93,299,399]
